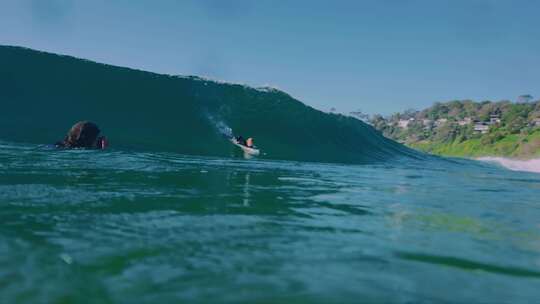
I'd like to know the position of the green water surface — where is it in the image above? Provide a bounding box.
[1,142,539,303]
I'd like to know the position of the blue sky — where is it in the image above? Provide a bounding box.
[1,0,539,115]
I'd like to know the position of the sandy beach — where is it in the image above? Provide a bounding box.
[478,157,540,174]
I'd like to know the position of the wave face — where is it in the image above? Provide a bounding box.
[0,46,420,163]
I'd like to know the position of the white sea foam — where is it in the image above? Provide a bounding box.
[478,157,540,174]
[175,75,283,94]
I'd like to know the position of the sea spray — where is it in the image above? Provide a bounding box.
[205,112,233,139]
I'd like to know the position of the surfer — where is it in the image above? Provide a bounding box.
[231,135,260,156]
[234,136,255,148]
[55,121,108,149]
[246,137,254,148]
[235,136,247,146]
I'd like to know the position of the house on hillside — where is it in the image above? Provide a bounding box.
[422,119,434,130]
[458,117,472,126]
[435,118,448,127]
[489,114,501,125]
[398,118,415,129]
[474,123,489,134]
[531,118,540,127]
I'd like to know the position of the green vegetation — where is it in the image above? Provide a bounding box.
[369,99,540,159]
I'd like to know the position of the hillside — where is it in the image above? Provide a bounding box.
[370,99,540,159]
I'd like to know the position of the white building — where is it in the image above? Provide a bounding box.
[398,118,414,129]
[474,123,489,134]
[422,119,432,126]
[489,114,501,125]
[458,117,472,126]
[435,118,448,127]
[421,119,433,130]
[398,120,409,128]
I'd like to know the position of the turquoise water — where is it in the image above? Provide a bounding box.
[2,45,540,303]
[1,141,540,303]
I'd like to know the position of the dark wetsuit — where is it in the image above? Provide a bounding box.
[235,136,247,147]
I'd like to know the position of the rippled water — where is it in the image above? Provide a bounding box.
[1,141,539,303]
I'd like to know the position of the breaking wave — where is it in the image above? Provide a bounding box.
[0,45,423,163]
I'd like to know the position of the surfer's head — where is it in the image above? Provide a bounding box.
[63,121,106,149]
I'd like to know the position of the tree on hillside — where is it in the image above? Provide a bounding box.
[350,110,370,122]
[403,108,418,118]
[448,101,464,119]
[425,102,448,119]
[370,115,389,132]
[534,101,540,112]
[506,117,528,134]
[529,108,540,121]
[433,123,458,143]
[517,94,533,103]
[461,100,479,119]
[477,102,495,121]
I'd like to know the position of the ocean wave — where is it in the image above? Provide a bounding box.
[0,45,421,163]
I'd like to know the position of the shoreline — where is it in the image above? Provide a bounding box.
[476,156,540,174]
